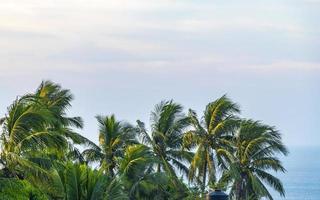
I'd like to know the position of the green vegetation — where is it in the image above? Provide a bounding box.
[0,81,288,200]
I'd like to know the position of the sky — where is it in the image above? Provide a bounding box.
[0,0,319,147]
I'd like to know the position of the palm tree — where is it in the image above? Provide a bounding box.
[183,95,240,192]
[219,120,288,200]
[0,95,67,180]
[82,115,136,177]
[136,100,193,185]
[34,81,96,155]
[0,80,94,194]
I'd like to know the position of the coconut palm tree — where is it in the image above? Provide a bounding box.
[0,95,67,180]
[219,120,288,200]
[34,81,96,153]
[136,100,192,179]
[183,95,240,192]
[82,115,136,177]
[0,80,93,194]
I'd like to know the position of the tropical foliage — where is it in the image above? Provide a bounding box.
[0,80,288,200]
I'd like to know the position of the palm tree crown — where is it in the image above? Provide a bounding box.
[183,95,240,191]
[82,114,136,177]
[221,119,288,200]
[137,100,192,178]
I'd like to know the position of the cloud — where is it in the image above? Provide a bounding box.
[246,61,320,72]
[0,0,319,76]
[177,18,306,36]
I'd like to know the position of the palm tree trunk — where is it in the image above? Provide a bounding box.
[202,158,207,192]
[236,180,242,200]
[236,174,246,200]
[157,163,161,173]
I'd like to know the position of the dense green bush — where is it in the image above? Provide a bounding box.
[0,178,48,200]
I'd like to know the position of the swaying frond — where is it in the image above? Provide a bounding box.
[136,120,152,146]
[204,95,240,133]
[119,144,153,175]
[255,169,285,196]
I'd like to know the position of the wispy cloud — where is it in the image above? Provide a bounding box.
[0,0,319,74]
[246,61,320,71]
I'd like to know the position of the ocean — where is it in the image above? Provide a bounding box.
[271,146,320,200]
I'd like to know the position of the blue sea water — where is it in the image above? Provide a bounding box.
[271,147,320,200]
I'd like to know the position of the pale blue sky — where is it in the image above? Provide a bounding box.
[0,0,319,146]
